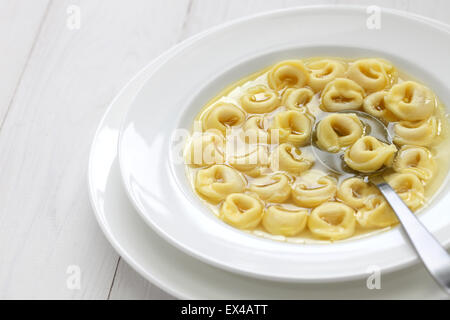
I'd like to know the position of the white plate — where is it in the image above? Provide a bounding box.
[87,14,449,298]
[118,6,450,282]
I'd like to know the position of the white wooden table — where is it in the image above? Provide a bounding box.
[0,0,449,300]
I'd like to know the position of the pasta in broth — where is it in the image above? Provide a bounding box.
[185,57,450,243]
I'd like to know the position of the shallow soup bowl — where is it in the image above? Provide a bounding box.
[118,6,450,282]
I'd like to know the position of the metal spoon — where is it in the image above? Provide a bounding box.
[311,110,450,295]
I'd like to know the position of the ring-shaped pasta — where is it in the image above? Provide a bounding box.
[269,143,314,175]
[316,113,363,152]
[249,173,291,203]
[281,88,314,111]
[195,165,246,203]
[321,78,365,112]
[384,173,425,211]
[267,60,310,91]
[306,59,346,92]
[241,115,269,144]
[393,117,438,147]
[292,170,337,207]
[270,110,312,146]
[185,132,225,167]
[344,136,397,173]
[385,81,436,121]
[337,177,379,209]
[356,195,398,228]
[220,193,263,229]
[202,102,246,134]
[347,58,398,93]
[308,202,356,240]
[262,205,308,236]
[393,146,435,182]
[227,145,269,177]
[363,91,398,122]
[240,85,280,113]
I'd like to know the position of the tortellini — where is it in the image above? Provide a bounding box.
[269,110,312,146]
[186,57,448,243]
[337,177,379,209]
[306,59,346,92]
[321,78,365,111]
[393,117,438,147]
[262,206,308,236]
[385,81,436,121]
[241,116,269,144]
[393,146,435,181]
[195,165,246,203]
[220,193,263,229]
[281,88,314,111]
[316,113,363,152]
[356,195,398,228]
[344,136,397,173]
[186,133,225,167]
[249,174,291,203]
[363,91,398,122]
[202,102,245,134]
[227,145,269,177]
[240,85,280,113]
[384,173,425,211]
[308,202,356,240]
[268,60,309,91]
[291,170,337,208]
[269,143,313,175]
[347,58,397,93]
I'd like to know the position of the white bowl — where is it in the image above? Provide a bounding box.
[118,6,450,282]
[87,32,448,299]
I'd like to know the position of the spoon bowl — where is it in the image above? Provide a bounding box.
[310,110,450,295]
[311,110,393,176]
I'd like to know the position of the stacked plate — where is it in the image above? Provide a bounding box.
[88,6,450,299]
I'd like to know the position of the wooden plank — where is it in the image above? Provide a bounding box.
[0,0,50,125]
[0,0,189,299]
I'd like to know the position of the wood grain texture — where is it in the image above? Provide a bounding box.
[0,0,449,300]
[0,0,50,125]
[0,0,190,299]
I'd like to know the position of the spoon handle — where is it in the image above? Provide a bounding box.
[377,182,450,295]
